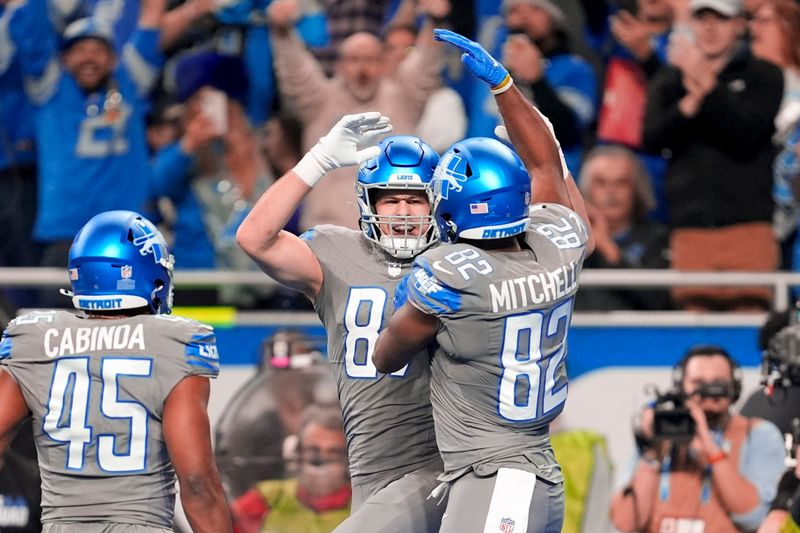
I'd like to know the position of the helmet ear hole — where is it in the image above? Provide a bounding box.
[440,213,457,242]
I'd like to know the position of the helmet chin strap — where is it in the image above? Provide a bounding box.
[150,282,170,314]
[445,221,459,243]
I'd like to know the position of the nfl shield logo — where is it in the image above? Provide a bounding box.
[499,518,515,532]
[120,265,133,279]
[388,262,402,277]
[69,268,79,280]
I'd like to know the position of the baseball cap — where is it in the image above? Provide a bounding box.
[501,0,567,27]
[60,18,115,52]
[689,0,744,17]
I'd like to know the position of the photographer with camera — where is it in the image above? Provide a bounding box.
[610,345,785,533]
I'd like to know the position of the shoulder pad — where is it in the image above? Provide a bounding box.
[152,315,219,376]
[527,204,589,251]
[406,250,466,316]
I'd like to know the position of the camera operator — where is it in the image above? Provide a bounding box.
[610,345,786,533]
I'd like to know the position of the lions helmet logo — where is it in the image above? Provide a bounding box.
[432,152,468,200]
[132,219,169,266]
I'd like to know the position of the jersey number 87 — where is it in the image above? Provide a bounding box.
[344,287,410,378]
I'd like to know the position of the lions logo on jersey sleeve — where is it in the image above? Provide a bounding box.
[154,315,220,378]
[184,329,220,377]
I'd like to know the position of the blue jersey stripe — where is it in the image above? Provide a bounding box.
[0,334,12,359]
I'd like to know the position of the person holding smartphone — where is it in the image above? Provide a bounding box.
[149,52,268,302]
[500,0,598,175]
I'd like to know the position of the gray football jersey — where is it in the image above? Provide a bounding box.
[406,203,589,482]
[0,310,220,528]
[301,225,438,482]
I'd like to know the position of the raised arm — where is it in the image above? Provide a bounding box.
[433,29,594,253]
[138,0,167,28]
[236,112,392,299]
[119,0,168,98]
[163,376,232,533]
[160,0,214,51]
[12,0,62,103]
[268,0,329,124]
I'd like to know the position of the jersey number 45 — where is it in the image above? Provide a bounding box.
[44,357,151,473]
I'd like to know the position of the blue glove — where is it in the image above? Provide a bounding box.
[393,273,412,310]
[433,29,512,93]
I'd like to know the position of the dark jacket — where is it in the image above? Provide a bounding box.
[642,46,783,229]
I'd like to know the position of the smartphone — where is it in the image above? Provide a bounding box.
[201,88,228,136]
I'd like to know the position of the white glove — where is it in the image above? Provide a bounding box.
[293,112,393,187]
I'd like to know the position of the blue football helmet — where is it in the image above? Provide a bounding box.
[356,135,440,259]
[67,211,175,314]
[432,138,531,243]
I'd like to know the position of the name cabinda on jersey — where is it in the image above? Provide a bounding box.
[301,225,438,481]
[406,203,589,483]
[0,310,220,528]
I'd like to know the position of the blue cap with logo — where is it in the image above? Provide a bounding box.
[60,17,115,52]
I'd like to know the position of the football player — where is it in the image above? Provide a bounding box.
[0,211,231,533]
[373,29,594,533]
[237,124,446,532]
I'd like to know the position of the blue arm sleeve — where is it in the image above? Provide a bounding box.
[244,26,274,126]
[296,11,329,48]
[122,27,163,97]
[150,142,195,199]
[13,0,59,78]
[731,420,787,530]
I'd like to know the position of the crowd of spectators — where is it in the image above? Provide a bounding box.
[1,0,800,312]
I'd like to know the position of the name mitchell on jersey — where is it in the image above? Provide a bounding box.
[489,260,580,313]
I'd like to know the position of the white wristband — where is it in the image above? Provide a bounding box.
[490,74,514,95]
[292,145,331,187]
